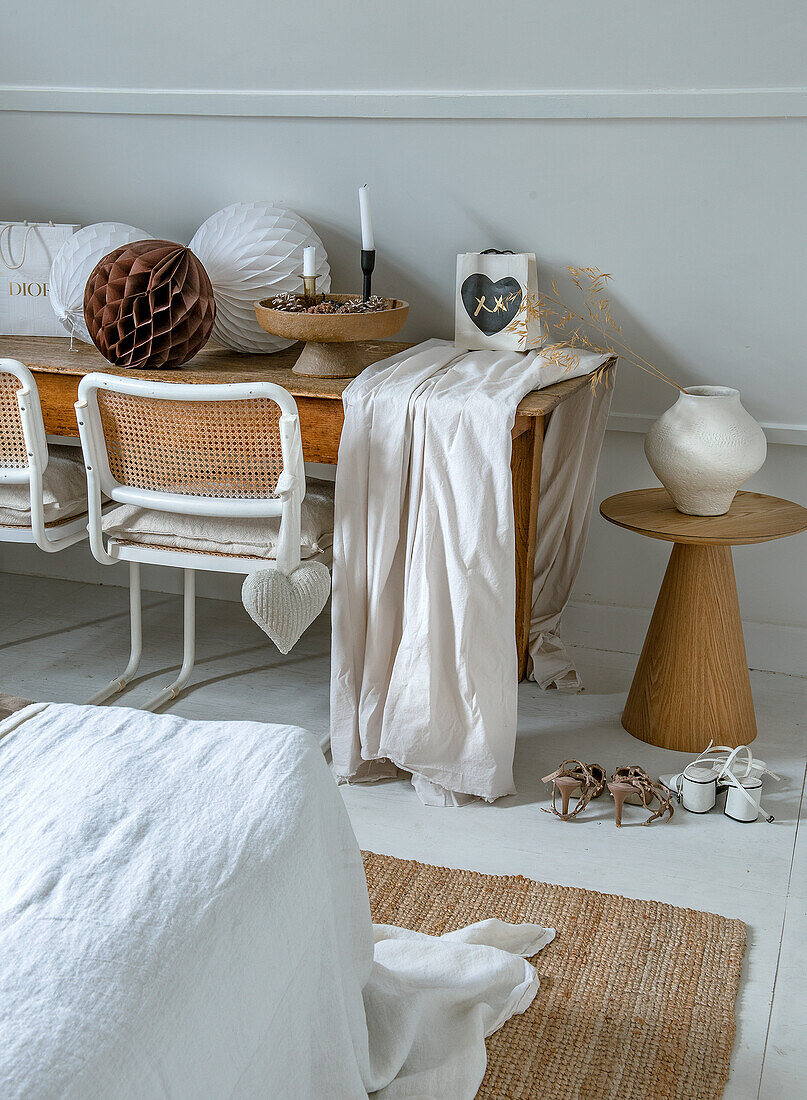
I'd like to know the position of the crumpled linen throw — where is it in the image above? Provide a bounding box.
[0,703,553,1100]
[366,920,554,1098]
[330,339,611,805]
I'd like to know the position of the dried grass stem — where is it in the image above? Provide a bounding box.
[535,267,684,392]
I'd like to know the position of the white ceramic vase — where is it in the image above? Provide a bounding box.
[644,386,767,516]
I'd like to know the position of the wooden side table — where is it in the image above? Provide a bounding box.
[600,488,807,752]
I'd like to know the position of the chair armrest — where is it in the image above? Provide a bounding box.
[274,470,298,499]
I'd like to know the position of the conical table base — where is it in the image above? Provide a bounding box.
[621,543,756,752]
[292,340,365,379]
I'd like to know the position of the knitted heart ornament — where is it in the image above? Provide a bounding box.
[241,563,331,654]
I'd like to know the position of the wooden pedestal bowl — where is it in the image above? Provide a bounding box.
[254,293,409,378]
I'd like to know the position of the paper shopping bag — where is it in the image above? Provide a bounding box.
[455,249,544,352]
[0,221,80,335]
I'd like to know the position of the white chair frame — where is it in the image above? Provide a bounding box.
[0,358,89,552]
[76,373,307,712]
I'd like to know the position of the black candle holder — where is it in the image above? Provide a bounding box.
[361,248,376,301]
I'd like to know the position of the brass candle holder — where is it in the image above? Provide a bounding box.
[302,272,318,304]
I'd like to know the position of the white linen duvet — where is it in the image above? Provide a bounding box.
[0,703,553,1099]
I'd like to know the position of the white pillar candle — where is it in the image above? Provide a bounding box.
[302,245,316,277]
[358,184,374,250]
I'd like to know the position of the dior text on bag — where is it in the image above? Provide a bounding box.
[0,221,80,336]
[454,249,544,353]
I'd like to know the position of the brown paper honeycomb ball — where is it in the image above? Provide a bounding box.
[84,240,216,369]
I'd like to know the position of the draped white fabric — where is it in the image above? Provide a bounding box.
[330,339,611,805]
[0,703,553,1100]
[528,379,614,690]
[365,920,554,1097]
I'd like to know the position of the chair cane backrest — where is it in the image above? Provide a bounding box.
[95,388,286,500]
[76,374,304,522]
[0,359,47,483]
[0,370,30,471]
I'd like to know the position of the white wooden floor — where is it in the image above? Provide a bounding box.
[1,572,804,1100]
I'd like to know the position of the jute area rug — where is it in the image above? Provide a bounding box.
[0,693,29,720]
[363,851,745,1100]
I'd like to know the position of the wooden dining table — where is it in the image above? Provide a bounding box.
[0,334,614,681]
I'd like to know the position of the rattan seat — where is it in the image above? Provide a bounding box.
[100,478,335,561]
[0,445,88,526]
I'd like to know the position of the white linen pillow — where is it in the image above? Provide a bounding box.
[0,445,88,526]
[102,477,335,560]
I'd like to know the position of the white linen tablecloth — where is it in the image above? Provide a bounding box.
[330,339,612,805]
[0,702,553,1098]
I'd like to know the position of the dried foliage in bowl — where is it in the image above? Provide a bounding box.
[264,293,391,315]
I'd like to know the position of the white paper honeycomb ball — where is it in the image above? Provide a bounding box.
[189,202,331,353]
[49,222,154,343]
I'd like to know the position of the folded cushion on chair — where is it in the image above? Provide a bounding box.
[0,446,87,527]
[101,478,335,560]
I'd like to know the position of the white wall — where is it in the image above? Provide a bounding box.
[2,0,805,91]
[1,0,805,673]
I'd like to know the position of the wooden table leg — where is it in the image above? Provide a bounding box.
[512,416,544,681]
[622,543,757,751]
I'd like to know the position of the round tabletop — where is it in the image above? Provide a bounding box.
[600,489,807,546]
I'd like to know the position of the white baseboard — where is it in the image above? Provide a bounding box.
[563,600,807,678]
[2,85,807,120]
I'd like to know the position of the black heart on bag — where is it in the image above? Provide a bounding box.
[461,274,523,334]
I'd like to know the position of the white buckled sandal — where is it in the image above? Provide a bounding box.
[660,743,779,823]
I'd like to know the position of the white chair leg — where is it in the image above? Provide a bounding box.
[144,569,196,712]
[88,562,143,705]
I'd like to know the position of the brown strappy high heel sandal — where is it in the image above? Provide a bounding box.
[542,760,607,820]
[607,766,675,827]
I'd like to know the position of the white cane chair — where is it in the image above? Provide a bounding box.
[75,372,316,712]
[0,358,89,552]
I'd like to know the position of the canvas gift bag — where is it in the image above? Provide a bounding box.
[455,249,544,352]
[0,221,80,336]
